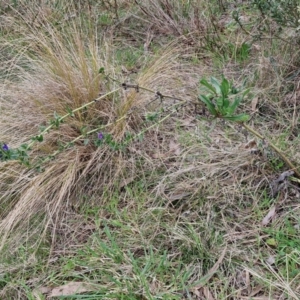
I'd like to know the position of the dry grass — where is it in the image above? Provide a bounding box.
[0,0,300,299]
[0,2,207,254]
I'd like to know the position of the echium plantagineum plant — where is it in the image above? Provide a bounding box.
[0,72,127,169]
[0,66,184,171]
[0,143,10,160]
[0,142,31,166]
[198,76,300,178]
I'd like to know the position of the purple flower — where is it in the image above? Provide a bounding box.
[97,132,104,140]
[2,144,9,151]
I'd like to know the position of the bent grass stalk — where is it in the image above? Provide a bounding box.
[241,123,300,178]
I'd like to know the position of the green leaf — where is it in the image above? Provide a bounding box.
[210,77,221,95]
[125,132,133,141]
[227,97,242,115]
[216,97,225,111]
[199,95,217,116]
[39,125,46,133]
[66,106,74,117]
[19,144,30,151]
[146,112,158,122]
[200,78,217,94]
[231,86,239,94]
[266,238,277,247]
[104,134,113,143]
[36,135,43,142]
[223,114,250,122]
[220,77,230,98]
[242,88,250,98]
[223,98,230,109]
[137,133,144,142]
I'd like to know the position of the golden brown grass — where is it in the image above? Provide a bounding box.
[0,3,207,254]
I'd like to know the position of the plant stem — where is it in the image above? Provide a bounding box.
[27,88,121,149]
[241,123,300,178]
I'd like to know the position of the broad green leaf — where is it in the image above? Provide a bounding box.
[223,114,250,122]
[223,98,230,109]
[227,97,242,115]
[66,106,75,117]
[231,86,239,94]
[200,79,217,94]
[199,95,217,116]
[210,77,221,95]
[216,97,224,111]
[220,77,230,98]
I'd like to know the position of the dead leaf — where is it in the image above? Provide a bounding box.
[244,139,257,149]
[294,224,300,230]
[248,286,263,297]
[169,140,181,155]
[33,286,52,295]
[168,192,191,201]
[203,286,216,300]
[251,97,259,112]
[151,152,165,159]
[252,44,261,52]
[121,65,129,74]
[180,117,195,127]
[262,206,276,225]
[166,192,191,208]
[48,257,59,263]
[193,287,202,297]
[49,282,96,297]
[270,170,294,197]
[119,176,136,189]
[266,255,276,265]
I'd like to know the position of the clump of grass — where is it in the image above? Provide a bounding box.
[0,11,143,254]
[0,2,204,259]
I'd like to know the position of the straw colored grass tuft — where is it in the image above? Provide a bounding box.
[0,9,206,257]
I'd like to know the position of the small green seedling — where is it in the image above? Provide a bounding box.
[199,76,250,122]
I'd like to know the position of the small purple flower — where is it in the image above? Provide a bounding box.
[2,144,9,151]
[97,132,104,140]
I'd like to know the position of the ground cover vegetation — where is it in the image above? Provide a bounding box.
[0,0,300,299]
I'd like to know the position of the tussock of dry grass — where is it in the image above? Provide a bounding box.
[0,9,209,255]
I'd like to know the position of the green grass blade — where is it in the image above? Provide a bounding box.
[199,95,217,116]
